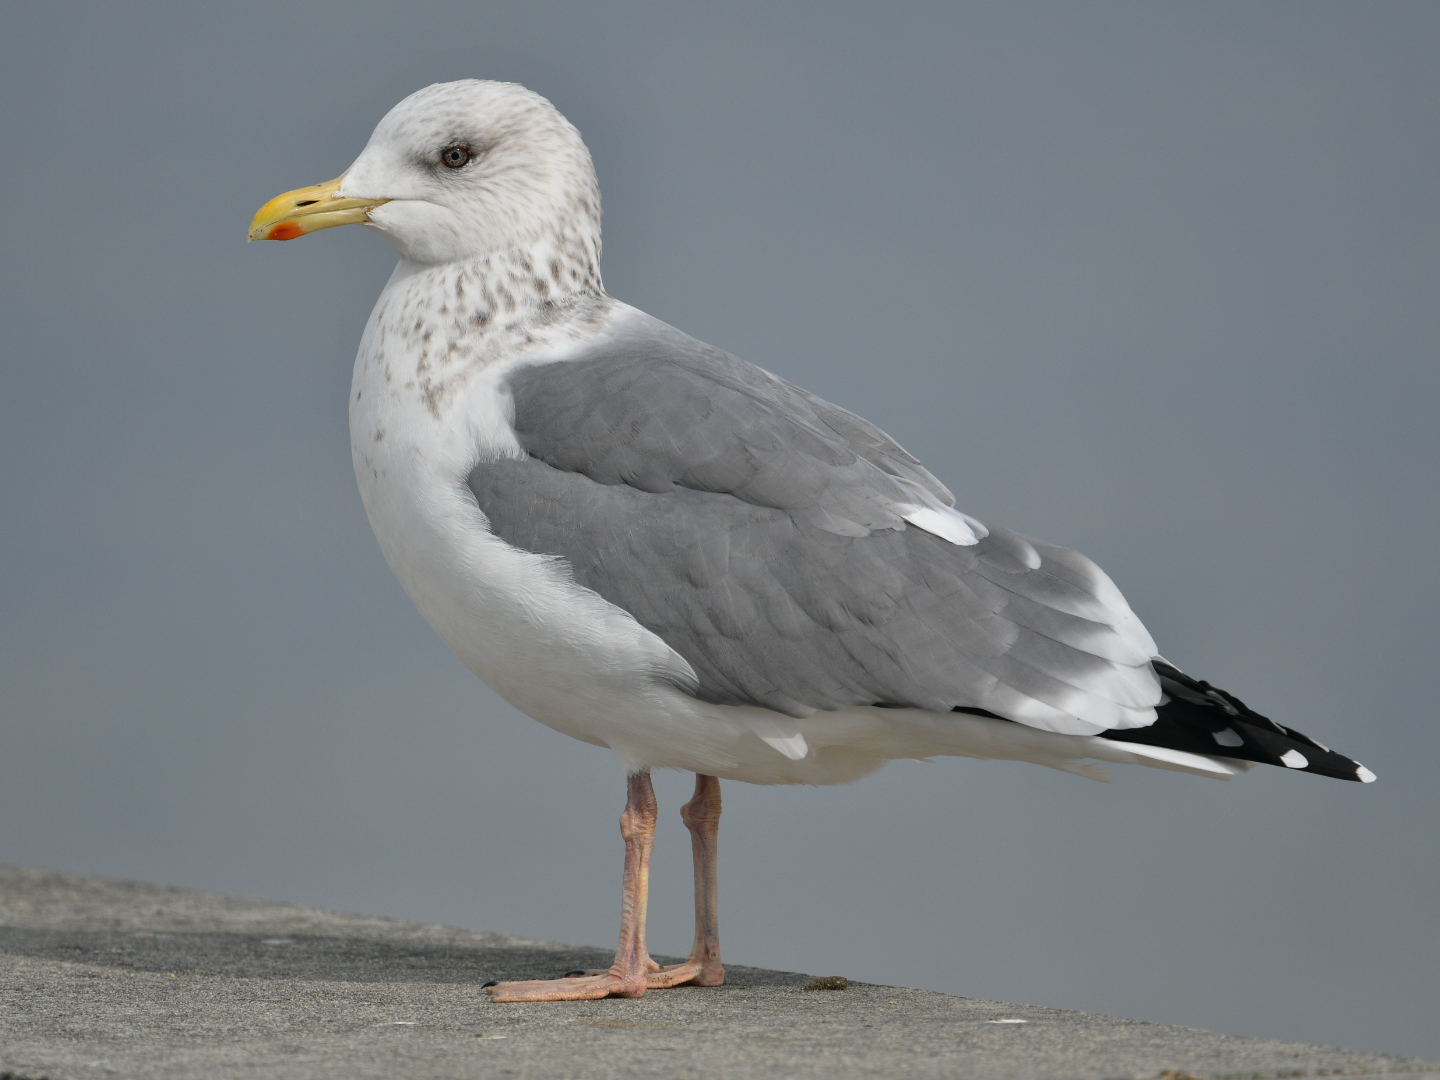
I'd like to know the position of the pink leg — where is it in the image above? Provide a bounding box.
[647,773,725,988]
[487,771,659,1002]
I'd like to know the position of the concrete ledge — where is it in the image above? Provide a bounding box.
[1,864,1434,1080]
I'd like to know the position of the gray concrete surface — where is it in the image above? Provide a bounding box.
[1,864,1434,1080]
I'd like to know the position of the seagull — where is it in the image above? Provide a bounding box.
[249,79,1373,1003]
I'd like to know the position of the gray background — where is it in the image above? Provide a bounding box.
[2,0,1436,1061]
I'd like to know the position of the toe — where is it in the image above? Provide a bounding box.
[486,971,646,1002]
[645,961,701,989]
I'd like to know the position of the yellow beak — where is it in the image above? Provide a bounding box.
[248,176,389,241]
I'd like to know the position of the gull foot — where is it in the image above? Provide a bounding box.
[646,958,725,989]
[486,967,647,1002]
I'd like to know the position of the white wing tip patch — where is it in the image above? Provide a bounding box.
[1279,749,1309,769]
[1355,764,1377,783]
[902,506,982,547]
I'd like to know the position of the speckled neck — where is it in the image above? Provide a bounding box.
[361,240,616,421]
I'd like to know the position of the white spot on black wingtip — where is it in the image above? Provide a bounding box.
[1279,749,1309,769]
[1355,764,1377,783]
[1212,727,1244,747]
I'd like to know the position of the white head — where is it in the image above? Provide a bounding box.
[251,80,603,288]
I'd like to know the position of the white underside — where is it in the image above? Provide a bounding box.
[350,271,1247,786]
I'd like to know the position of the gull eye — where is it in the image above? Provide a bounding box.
[440,144,472,169]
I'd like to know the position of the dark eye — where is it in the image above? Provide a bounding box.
[440,144,472,169]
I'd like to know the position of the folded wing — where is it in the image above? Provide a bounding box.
[474,312,1161,735]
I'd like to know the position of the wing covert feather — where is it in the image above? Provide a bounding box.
[469,456,1159,733]
[482,312,1159,734]
[507,315,971,542]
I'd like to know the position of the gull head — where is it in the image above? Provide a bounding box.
[250,80,602,274]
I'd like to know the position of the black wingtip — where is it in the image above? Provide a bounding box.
[1098,660,1375,783]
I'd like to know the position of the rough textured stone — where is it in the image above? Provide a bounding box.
[2,864,1434,1080]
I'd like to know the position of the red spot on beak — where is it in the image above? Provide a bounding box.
[267,222,305,241]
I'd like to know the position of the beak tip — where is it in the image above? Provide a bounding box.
[247,222,302,242]
[248,177,383,245]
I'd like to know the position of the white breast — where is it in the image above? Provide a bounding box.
[347,262,743,768]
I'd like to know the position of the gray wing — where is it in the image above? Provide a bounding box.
[507,315,972,541]
[476,313,1160,735]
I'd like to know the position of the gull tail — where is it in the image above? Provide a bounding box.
[1097,660,1375,783]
